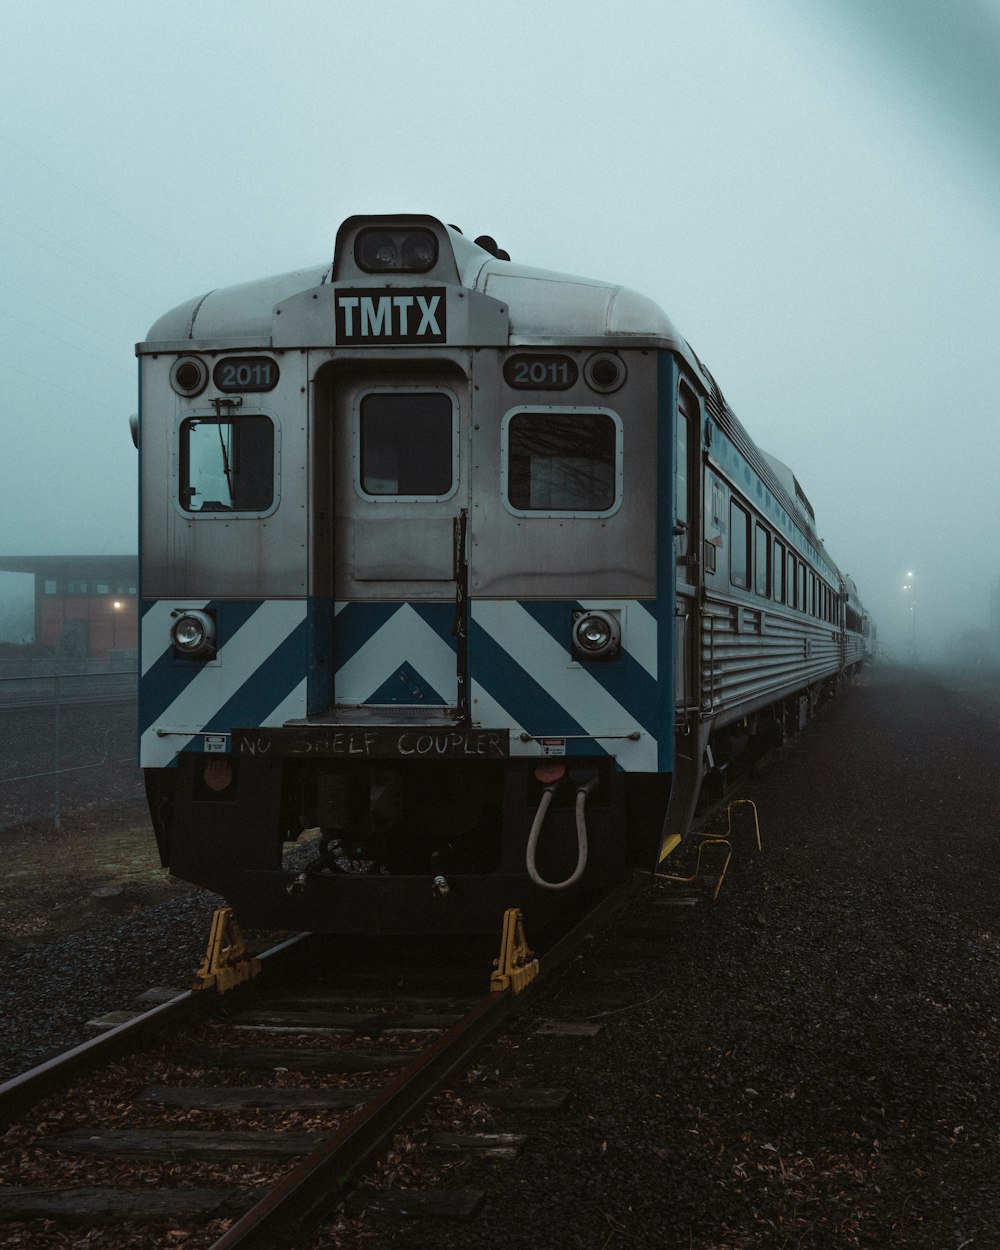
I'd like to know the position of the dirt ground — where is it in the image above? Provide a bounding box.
[0,801,192,951]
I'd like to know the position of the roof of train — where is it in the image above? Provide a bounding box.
[135,217,869,619]
[139,222,702,376]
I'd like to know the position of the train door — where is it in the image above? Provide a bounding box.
[674,382,700,723]
[316,359,470,715]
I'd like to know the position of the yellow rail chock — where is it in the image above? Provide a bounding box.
[491,907,539,994]
[657,799,762,901]
[193,906,262,994]
[658,832,683,863]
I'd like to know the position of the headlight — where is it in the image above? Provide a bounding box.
[355,226,438,273]
[572,610,620,660]
[170,355,209,398]
[170,609,216,659]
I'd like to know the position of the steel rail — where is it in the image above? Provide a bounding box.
[0,932,309,1127]
[208,879,637,1250]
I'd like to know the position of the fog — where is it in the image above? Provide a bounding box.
[2,0,997,662]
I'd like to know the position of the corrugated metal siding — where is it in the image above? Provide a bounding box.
[700,594,841,714]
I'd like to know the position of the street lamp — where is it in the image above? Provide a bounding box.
[111,599,124,652]
[902,572,917,663]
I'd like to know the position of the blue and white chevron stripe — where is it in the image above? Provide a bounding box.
[469,600,662,771]
[140,597,669,773]
[333,601,457,705]
[139,599,308,767]
[332,598,664,771]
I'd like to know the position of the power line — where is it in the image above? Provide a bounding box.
[5,359,133,419]
[0,309,132,377]
[0,215,151,309]
[0,126,211,267]
[0,278,131,354]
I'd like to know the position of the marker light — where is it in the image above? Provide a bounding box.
[356,226,438,273]
[170,609,216,659]
[572,610,621,660]
[584,352,626,393]
[170,356,209,397]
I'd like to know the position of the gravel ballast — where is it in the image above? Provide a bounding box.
[3,666,999,1248]
[350,667,1000,1248]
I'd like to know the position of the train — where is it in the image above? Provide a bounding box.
[135,214,872,935]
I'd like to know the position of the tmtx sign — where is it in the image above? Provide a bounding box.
[335,288,447,343]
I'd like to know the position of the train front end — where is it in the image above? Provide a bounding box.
[137,215,684,933]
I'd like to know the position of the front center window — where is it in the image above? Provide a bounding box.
[359,391,456,498]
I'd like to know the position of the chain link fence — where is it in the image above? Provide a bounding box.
[0,661,143,831]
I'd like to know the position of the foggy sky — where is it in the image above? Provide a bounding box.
[1,0,998,661]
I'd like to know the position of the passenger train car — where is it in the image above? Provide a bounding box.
[136,215,872,934]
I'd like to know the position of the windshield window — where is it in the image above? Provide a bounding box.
[179,415,274,512]
[506,410,618,513]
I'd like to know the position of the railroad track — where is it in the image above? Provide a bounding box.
[0,886,636,1248]
[0,680,136,709]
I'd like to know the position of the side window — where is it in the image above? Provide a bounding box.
[359,391,456,499]
[774,540,785,603]
[755,523,770,597]
[730,501,750,589]
[504,407,621,515]
[808,570,816,616]
[800,563,807,613]
[179,414,275,513]
[787,552,797,608]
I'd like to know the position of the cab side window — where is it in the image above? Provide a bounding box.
[179,414,274,513]
[505,409,620,515]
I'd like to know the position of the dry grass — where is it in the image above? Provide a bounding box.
[0,801,193,946]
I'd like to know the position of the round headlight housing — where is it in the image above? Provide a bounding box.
[170,356,209,398]
[170,609,216,659]
[572,610,620,660]
[584,352,626,394]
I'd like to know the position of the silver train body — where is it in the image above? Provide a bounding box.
[136,215,872,934]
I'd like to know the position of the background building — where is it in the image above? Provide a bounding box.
[0,556,137,659]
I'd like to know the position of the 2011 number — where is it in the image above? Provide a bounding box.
[214,357,279,392]
[504,354,578,390]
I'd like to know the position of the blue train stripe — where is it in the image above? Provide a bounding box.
[656,352,678,773]
[140,600,306,766]
[199,618,309,740]
[471,601,659,769]
[334,603,457,705]
[333,601,403,666]
[581,598,658,678]
[468,614,599,743]
[365,661,447,705]
[410,602,459,649]
[140,599,265,726]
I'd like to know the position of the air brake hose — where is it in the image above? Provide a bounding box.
[526,774,599,891]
